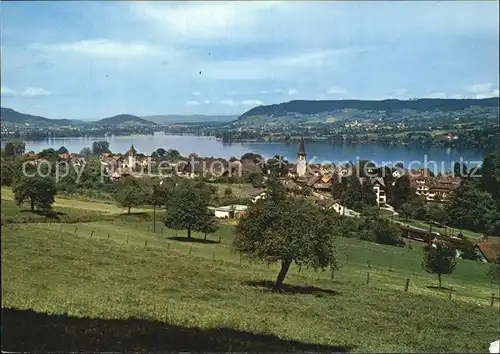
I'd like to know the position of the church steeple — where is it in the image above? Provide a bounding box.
[296,136,307,177]
[298,136,306,156]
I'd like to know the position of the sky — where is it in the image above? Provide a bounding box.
[1,1,499,120]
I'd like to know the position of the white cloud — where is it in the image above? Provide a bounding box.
[241,99,264,106]
[427,92,447,98]
[288,89,297,95]
[465,83,493,93]
[1,86,17,97]
[204,99,210,104]
[327,87,347,95]
[203,48,362,81]
[31,39,158,57]
[464,83,499,98]
[131,1,280,43]
[219,99,237,106]
[22,87,52,97]
[192,91,201,96]
[186,100,200,105]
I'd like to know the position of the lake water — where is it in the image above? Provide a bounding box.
[8,133,485,172]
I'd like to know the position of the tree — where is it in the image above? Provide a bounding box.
[241,152,263,162]
[58,146,69,154]
[4,140,25,157]
[200,214,218,240]
[13,176,56,213]
[80,147,92,156]
[164,181,215,239]
[165,149,182,161]
[480,152,500,208]
[114,183,144,214]
[223,187,233,197]
[391,175,414,209]
[447,180,498,233]
[234,196,337,290]
[487,257,500,284]
[421,242,457,288]
[360,178,377,206]
[155,148,167,157]
[92,141,111,155]
[453,162,468,178]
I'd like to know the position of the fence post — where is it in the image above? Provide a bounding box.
[491,293,495,307]
[366,272,370,285]
[367,260,371,269]
[189,246,192,254]
[127,235,129,244]
[74,227,78,235]
[331,267,335,281]
[167,243,170,250]
[213,251,215,261]
[145,240,147,247]
[107,233,110,240]
[404,278,410,292]
[218,235,221,243]
[389,262,392,272]
[448,286,453,300]
[59,224,63,232]
[89,230,94,238]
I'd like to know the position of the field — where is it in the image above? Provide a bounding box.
[2,192,499,352]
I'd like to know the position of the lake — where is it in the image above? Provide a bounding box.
[8,133,486,172]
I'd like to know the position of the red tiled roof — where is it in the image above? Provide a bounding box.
[476,239,500,262]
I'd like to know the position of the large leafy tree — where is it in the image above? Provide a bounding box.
[391,175,414,209]
[447,180,498,233]
[114,178,146,214]
[480,152,500,208]
[92,141,111,155]
[164,180,215,239]
[13,175,57,212]
[4,140,25,157]
[234,190,337,290]
[57,146,69,154]
[360,178,377,207]
[487,257,500,284]
[422,242,457,288]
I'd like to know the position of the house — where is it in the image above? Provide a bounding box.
[358,177,387,206]
[249,190,268,203]
[316,198,335,210]
[331,202,361,218]
[214,204,249,219]
[313,175,333,191]
[183,158,230,178]
[409,174,460,201]
[474,238,500,263]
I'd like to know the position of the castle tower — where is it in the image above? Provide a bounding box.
[296,136,307,177]
[127,144,137,169]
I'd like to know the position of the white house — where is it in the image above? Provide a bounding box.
[214,205,248,219]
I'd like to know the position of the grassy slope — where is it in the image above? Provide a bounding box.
[2,223,499,352]
[2,190,499,352]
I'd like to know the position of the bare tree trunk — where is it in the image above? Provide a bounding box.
[438,274,442,288]
[274,258,292,290]
[128,206,131,214]
[30,199,35,211]
[187,227,192,240]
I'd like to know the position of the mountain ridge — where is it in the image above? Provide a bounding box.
[238,97,500,120]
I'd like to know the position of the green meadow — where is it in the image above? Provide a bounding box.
[2,192,499,352]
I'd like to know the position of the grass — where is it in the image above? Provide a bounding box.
[2,189,500,352]
[2,222,499,352]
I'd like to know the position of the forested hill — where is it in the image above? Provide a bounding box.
[0,107,76,125]
[238,97,500,120]
[96,114,157,126]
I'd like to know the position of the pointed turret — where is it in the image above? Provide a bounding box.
[298,136,306,156]
[127,144,137,155]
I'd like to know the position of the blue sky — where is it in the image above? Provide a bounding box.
[1,1,499,120]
